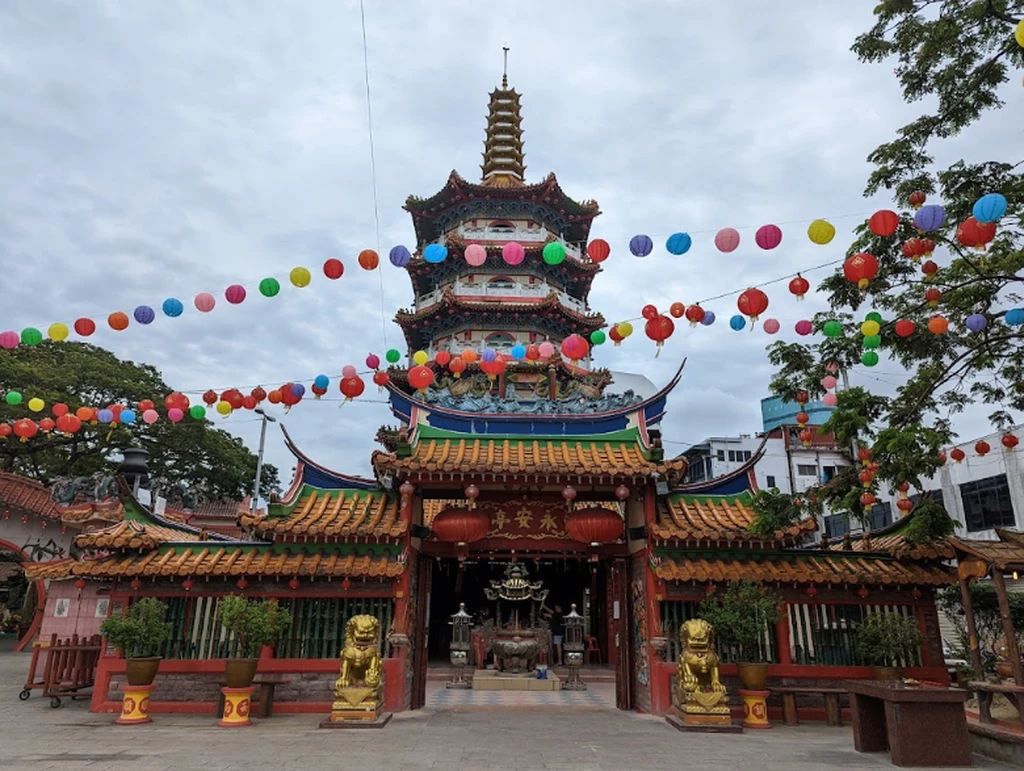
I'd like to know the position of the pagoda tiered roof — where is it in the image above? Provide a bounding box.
[650,491,817,548]
[239,484,406,541]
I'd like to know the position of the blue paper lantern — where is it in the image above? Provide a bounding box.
[121,409,136,425]
[973,193,1007,224]
[97,409,114,424]
[133,305,155,325]
[913,204,946,232]
[629,235,653,257]
[665,232,692,255]
[291,383,306,398]
[481,348,497,363]
[423,243,448,263]
[389,245,411,267]
[314,374,330,390]
[729,314,746,331]
[700,311,716,326]
[510,344,526,360]
[966,314,988,333]
[1005,308,1024,326]
[162,298,184,317]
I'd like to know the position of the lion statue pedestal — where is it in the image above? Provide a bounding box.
[319,615,392,729]
[666,619,742,734]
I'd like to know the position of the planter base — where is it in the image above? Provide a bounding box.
[217,687,254,727]
[116,685,153,725]
[739,689,772,729]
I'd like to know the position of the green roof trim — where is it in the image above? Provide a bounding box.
[414,424,644,444]
[666,491,754,506]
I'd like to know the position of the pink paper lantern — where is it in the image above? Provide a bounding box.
[225,284,247,304]
[822,393,838,407]
[755,224,783,250]
[0,331,19,349]
[342,364,357,378]
[465,244,487,267]
[795,320,813,336]
[714,227,740,253]
[365,353,380,369]
[763,318,780,334]
[194,292,216,312]
[142,409,159,424]
[821,375,837,390]
[502,242,525,266]
[168,407,184,423]
[538,341,555,359]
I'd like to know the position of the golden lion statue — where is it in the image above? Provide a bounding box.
[676,618,728,715]
[335,615,382,691]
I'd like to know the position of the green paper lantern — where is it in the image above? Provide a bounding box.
[189,405,206,420]
[542,242,566,266]
[861,351,879,367]
[823,320,843,338]
[385,349,401,364]
[259,277,281,297]
[865,311,882,323]
[590,330,606,346]
[21,327,42,346]
[863,335,881,349]
[5,391,22,406]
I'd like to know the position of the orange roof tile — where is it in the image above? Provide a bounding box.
[74,519,212,551]
[0,472,60,519]
[241,489,406,539]
[650,494,816,546]
[949,536,1024,569]
[829,531,954,560]
[27,549,404,581]
[654,553,953,587]
[58,500,125,524]
[374,438,686,481]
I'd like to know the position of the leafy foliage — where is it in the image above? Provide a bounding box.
[853,612,925,667]
[749,487,804,539]
[217,596,291,658]
[100,598,171,659]
[768,2,1023,536]
[697,581,783,663]
[938,583,1024,673]
[0,341,278,500]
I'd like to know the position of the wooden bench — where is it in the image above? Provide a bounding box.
[771,686,846,726]
[216,677,291,719]
[968,680,1024,729]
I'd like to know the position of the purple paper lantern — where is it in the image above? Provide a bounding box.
[389,245,411,267]
[481,348,497,363]
[913,204,946,232]
[133,305,156,325]
[966,313,988,332]
[700,311,716,326]
[629,234,653,257]
[291,383,306,398]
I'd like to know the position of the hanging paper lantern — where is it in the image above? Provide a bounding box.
[27,397,44,413]
[356,250,380,270]
[431,507,491,545]
[216,400,232,416]
[896,498,914,514]
[868,210,899,237]
[525,344,540,362]
[684,304,705,327]
[13,419,37,442]
[729,314,746,331]
[951,447,966,463]
[165,392,190,411]
[586,239,611,263]
[167,408,184,423]
[866,311,882,323]
[589,331,605,346]
[642,304,659,320]
[372,371,390,390]
[408,365,434,392]
[242,395,257,410]
[502,241,525,265]
[822,392,838,407]
[860,319,880,337]
[714,227,740,253]
[921,260,938,278]
[629,234,653,257]
[141,409,158,424]
[902,238,923,261]
[561,334,589,363]
[737,288,769,321]
[823,320,843,338]
[19,327,42,346]
[464,243,487,267]
[385,348,401,364]
[342,365,357,379]
[914,204,946,232]
[481,348,496,364]
[422,244,446,264]
[858,469,874,487]
[665,232,692,255]
[0,331,19,349]
[448,357,466,378]
[137,399,154,412]
[763,318,780,335]
[956,217,996,250]
[924,287,941,306]
[365,353,380,370]
[669,302,686,318]
[252,386,267,404]
[795,319,813,336]
[55,414,81,434]
[161,297,184,317]
[108,312,130,330]
[921,238,936,256]
[908,190,926,209]
[312,374,329,392]
[203,390,218,407]
[340,376,365,400]
[644,315,675,352]
[807,219,835,245]
[189,405,206,420]
[389,245,411,267]
[225,285,247,304]
[616,322,633,341]
[861,351,879,367]
[1017,18,1024,47]
[864,335,881,349]
[928,315,949,334]
[289,383,305,399]
[566,507,623,546]
[966,314,988,332]
[1002,434,1019,450]
[75,406,92,422]
[1006,309,1024,326]
[259,278,281,297]
[435,350,452,367]
[461,348,479,364]
[701,310,715,326]
[788,275,810,300]
[843,253,879,290]
[48,322,69,341]
[290,266,312,287]
[608,326,623,345]
[976,441,991,457]
[411,350,428,366]
[754,224,783,250]
[542,242,566,265]
[894,319,915,338]
[52,403,69,417]
[194,293,216,312]
[323,258,345,279]
[860,492,876,508]
[973,193,1007,224]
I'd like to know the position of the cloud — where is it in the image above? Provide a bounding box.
[0,1,1015,487]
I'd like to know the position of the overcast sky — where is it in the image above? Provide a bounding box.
[1,1,1020,489]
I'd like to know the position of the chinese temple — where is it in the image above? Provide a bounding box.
[22,73,955,721]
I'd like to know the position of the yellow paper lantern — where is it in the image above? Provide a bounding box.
[807,219,835,245]
[617,321,633,339]
[216,400,232,416]
[413,350,428,366]
[48,322,69,342]
[1016,18,1024,48]
[28,397,45,413]
[861,320,881,337]
[289,267,312,288]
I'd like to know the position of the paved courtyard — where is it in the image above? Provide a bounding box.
[0,643,1003,770]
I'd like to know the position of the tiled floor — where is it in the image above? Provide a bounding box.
[426,680,617,710]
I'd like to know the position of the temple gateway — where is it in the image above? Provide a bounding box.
[26,76,953,719]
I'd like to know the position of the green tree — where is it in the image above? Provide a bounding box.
[0,341,278,500]
[769,2,1023,533]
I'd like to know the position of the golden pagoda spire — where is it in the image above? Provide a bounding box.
[481,47,525,187]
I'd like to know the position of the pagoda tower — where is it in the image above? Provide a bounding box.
[395,71,611,403]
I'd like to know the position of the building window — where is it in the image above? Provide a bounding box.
[822,465,837,482]
[485,332,516,350]
[487,276,516,291]
[728,450,736,462]
[765,475,776,489]
[716,450,725,462]
[960,475,1017,532]
[825,514,849,539]
[867,502,893,532]
[743,451,752,461]
[796,464,817,476]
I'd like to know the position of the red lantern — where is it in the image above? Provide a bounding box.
[896,481,910,494]
[669,302,686,318]
[0,424,10,439]
[937,452,947,464]
[1002,434,1019,450]
[323,258,344,279]
[236,578,248,590]
[182,578,194,591]
[894,319,916,337]
[924,287,941,307]
[203,390,218,407]
[74,578,87,590]
[860,492,876,508]
[562,485,577,503]
[130,579,142,591]
[684,304,705,327]
[858,469,874,487]
[608,325,624,345]
[341,578,352,591]
[74,317,96,337]
[641,304,659,320]
[340,376,365,401]
[843,253,879,290]
[289,577,300,590]
[921,260,938,279]
[55,414,81,434]
[242,395,257,410]
[267,389,282,404]
[435,350,452,367]
[464,484,480,507]
[799,428,813,446]
[921,238,936,256]
[52,402,69,418]
[222,389,245,410]
[795,391,809,406]
[566,507,623,546]
[13,419,37,442]
[858,447,872,464]
[957,217,996,250]
[448,357,466,378]
[737,288,769,321]
[796,411,809,426]
[431,508,490,545]
[788,275,810,300]
[950,448,965,463]
[561,334,589,363]
[586,239,611,263]
[902,238,924,261]
[644,315,675,354]
[869,210,899,237]
[806,586,818,598]
[372,371,390,391]
[525,344,540,362]
[975,440,991,456]
[165,392,190,411]
[39,418,55,433]
[251,386,267,403]
[408,365,434,393]
[615,485,630,501]
[857,587,870,599]
[897,498,914,513]
[908,190,926,208]
[138,399,154,412]
[358,249,379,270]
[911,588,922,600]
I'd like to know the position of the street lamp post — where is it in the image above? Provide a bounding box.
[252,408,277,516]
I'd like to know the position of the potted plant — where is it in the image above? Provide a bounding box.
[698,580,782,690]
[853,612,924,680]
[218,595,290,688]
[100,597,171,686]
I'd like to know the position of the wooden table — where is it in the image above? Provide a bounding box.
[844,680,971,767]
[771,686,845,726]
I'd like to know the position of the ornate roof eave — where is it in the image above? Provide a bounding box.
[278,424,380,493]
[393,288,605,330]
